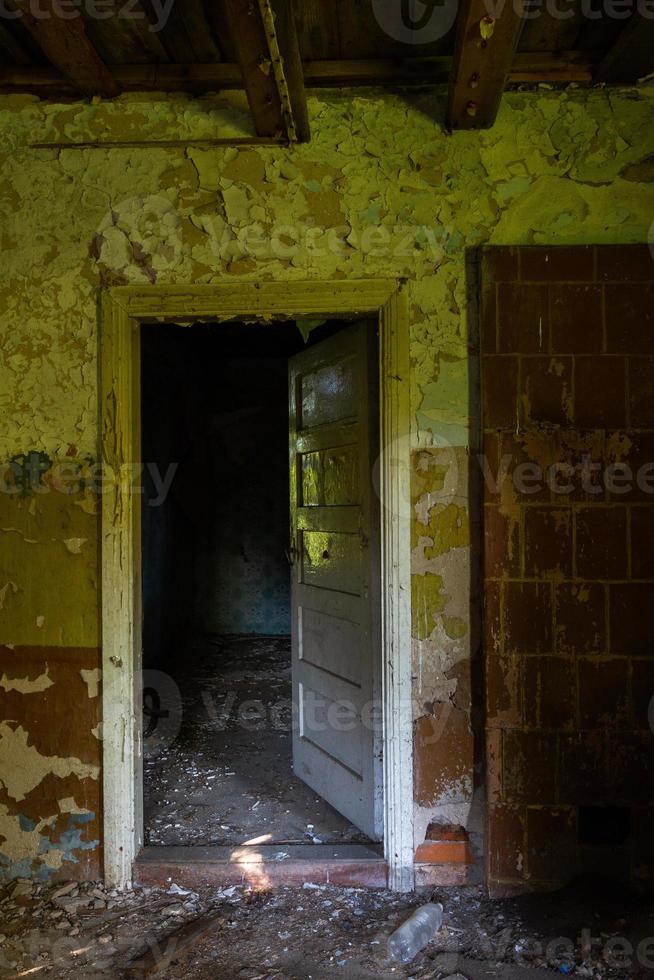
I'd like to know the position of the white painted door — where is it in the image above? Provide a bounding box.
[289,322,383,841]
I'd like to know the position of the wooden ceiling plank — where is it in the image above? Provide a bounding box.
[174,0,225,63]
[7,1,119,95]
[213,0,284,137]
[82,9,170,66]
[139,0,199,62]
[595,13,654,83]
[518,0,587,54]
[336,0,408,59]
[293,0,339,60]
[0,22,32,64]
[272,0,310,141]
[118,6,171,63]
[447,0,527,129]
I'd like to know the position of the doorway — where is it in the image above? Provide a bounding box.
[100,279,413,891]
[140,319,379,850]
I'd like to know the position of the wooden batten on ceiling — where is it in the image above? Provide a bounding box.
[447,0,527,129]
[6,0,119,97]
[271,0,310,142]
[212,0,286,138]
[0,52,595,99]
[211,0,309,142]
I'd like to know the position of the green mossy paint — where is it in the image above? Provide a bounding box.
[412,572,448,640]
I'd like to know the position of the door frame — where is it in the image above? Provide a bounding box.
[100,279,414,891]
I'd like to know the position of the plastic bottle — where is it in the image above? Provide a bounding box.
[387,902,444,964]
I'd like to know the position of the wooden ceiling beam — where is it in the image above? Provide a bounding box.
[594,13,654,83]
[0,53,596,97]
[212,0,285,138]
[7,1,119,96]
[447,0,527,129]
[271,0,310,142]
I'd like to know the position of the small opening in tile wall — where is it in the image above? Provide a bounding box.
[578,806,632,847]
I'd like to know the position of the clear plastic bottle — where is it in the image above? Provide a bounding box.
[388,902,444,964]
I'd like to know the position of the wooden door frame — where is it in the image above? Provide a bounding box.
[100,280,414,892]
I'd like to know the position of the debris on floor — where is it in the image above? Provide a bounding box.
[1,878,652,979]
[144,635,369,848]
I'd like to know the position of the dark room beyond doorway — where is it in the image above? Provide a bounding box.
[140,318,375,850]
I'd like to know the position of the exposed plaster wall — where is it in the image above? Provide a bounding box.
[0,85,653,879]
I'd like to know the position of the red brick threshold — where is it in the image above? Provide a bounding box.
[413,826,475,887]
[135,844,388,889]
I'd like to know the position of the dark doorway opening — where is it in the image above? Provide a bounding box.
[140,319,373,849]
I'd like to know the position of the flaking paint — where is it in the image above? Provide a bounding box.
[1,84,653,876]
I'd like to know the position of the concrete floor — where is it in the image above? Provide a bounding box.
[143,635,369,847]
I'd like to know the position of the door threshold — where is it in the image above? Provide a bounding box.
[135,844,387,889]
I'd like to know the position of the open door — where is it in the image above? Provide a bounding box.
[289,322,383,841]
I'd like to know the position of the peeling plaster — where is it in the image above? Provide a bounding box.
[0,722,99,802]
[63,537,87,554]
[80,668,101,699]
[1,84,653,867]
[0,804,57,868]
[0,666,53,694]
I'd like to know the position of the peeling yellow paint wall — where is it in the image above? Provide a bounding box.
[1,85,653,878]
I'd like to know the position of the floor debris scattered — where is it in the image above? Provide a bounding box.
[143,636,369,848]
[1,877,652,978]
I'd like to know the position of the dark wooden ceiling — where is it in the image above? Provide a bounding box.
[0,0,652,133]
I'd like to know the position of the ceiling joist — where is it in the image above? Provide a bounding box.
[6,1,119,97]
[447,0,526,129]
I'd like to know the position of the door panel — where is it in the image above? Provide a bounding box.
[300,530,362,594]
[298,607,362,685]
[300,358,358,427]
[301,445,360,506]
[289,322,382,841]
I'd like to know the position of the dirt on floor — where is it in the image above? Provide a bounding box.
[143,636,369,848]
[1,875,652,979]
